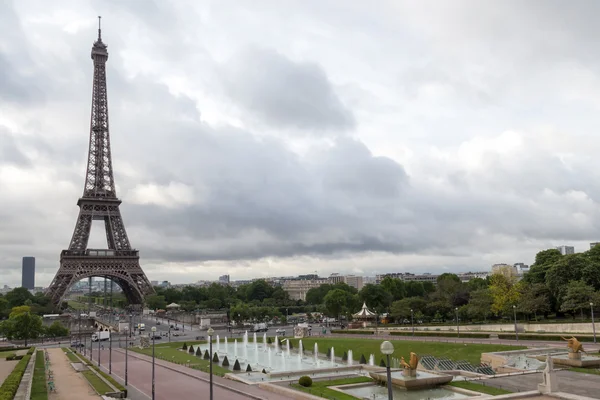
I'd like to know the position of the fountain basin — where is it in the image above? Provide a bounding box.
[335,382,468,399]
[533,353,600,368]
[369,369,453,389]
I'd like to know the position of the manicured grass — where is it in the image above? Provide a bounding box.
[449,381,513,395]
[0,350,17,358]
[68,300,89,310]
[286,337,524,366]
[64,348,127,396]
[81,370,113,394]
[569,367,600,375]
[61,348,80,362]
[30,351,48,400]
[291,376,372,400]
[130,342,230,376]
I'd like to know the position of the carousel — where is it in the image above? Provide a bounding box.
[352,302,377,328]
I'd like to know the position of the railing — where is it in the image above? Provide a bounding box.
[61,249,138,257]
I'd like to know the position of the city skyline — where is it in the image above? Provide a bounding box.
[3,1,600,287]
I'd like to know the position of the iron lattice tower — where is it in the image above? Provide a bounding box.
[47,19,154,306]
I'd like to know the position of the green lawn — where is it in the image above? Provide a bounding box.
[449,381,512,395]
[30,351,48,400]
[130,342,230,377]
[0,350,16,358]
[67,300,89,310]
[291,376,372,400]
[81,370,113,394]
[63,348,128,396]
[61,348,80,362]
[569,367,600,376]
[285,337,524,366]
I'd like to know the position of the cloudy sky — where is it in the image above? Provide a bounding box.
[2,0,600,287]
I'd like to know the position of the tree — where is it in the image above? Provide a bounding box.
[45,321,69,338]
[0,306,44,345]
[488,274,521,316]
[305,284,333,305]
[380,278,405,301]
[560,281,599,318]
[463,289,493,321]
[324,289,349,318]
[390,297,427,322]
[358,284,392,313]
[525,248,562,285]
[5,288,34,308]
[404,281,425,298]
[517,283,551,321]
[146,295,167,310]
[545,254,585,306]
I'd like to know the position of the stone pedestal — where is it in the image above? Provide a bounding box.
[402,368,417,377]
[568,352,582,360]
[538,356,558,394]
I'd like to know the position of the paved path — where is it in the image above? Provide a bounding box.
[92,347,289,400]
[0,360,18,385]
[482,370,600,398]
[47,348,99,400]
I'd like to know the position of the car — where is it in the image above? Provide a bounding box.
[174,326,180,331]
[156,321,161,325]
[275,328,286,336]
[170,324,175,329]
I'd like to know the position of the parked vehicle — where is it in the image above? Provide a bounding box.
[275,328,286,336]
[253,323,268,332]
[91,331,110,342]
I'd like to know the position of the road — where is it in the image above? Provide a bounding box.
[92,347,290,400]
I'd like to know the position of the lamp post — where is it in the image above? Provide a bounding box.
[129,314,133,338]
[591,302,597,344]
[109,329,112,374]
[151,326,156,400]
[513,305,519,341]
[410,309,414,337]
[98,331,101,367]
[126,314,132,386]
[380,341,394,400]
[455,307,459,338]
[207,327,214,400]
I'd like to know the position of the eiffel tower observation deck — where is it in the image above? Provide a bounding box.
[47,18,154,306]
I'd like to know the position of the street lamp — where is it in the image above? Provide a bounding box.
[151,326,156,400]
[513,305,519,340]
[109,329,112,374]
[380,341,394,400]
[207,327,214,400]
[98,331,101,367]
[591,302,597,344]
[455,308,459,338]
[410,309,414,337]
[126,314,132,386]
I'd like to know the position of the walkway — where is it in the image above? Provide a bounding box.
[93,348,290,400]
[47,348,99,400]
[482,370,600,398]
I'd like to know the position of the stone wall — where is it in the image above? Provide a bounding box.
[402,322,600,334]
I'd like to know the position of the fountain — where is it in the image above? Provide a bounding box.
[369,354,375,366]
[268,346,272,367]
[331,347,335,365]
[216,335,220,352]
[253,332,257,343]
[225,336,228,349]
[314,343,319,366]
[274,335,279,353]
[263,333,267,346]
[298,340,303,363]
[286,340,291,357]
[348,350,353,366]
[234,339,238,358]
[369,352,452,389]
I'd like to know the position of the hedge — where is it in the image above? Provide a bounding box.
[0,353,32,400]
[0,346,31,353]
[497,334,596,342]
[330,330,375,335]
[389,331,490,339]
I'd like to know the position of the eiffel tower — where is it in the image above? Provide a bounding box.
[47,19,154,306]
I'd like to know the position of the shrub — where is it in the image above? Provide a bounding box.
[359,354,367,364]
[222,356,230,367]
[262,368,267,374]
[389,331,490,339]
[188,345,194,354]
[267,337,272,344]
[212,352,219,363]
[342,351,348,361]
[182,343,187,350]
[289,341,293,349]
[298,376,313,387]
[330,330,374,335]
[195,347,202,356]
[233,359,241,371]
[204,350,210,360]
[0,354,31,399]
[246,364,252,372]
[380,358,386,367]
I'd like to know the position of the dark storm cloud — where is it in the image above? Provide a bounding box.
[222,47,355,132]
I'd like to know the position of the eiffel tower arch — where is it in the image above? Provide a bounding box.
[47,19,154,306]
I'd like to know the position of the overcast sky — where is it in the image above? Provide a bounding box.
[2,0,600,287]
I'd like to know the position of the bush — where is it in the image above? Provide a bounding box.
[204,350,210,360]
[182,343,188,350]
[0,354,31,399]
[389,331,490,339]
[342,351,348,361]
[359,354,367,364]
[212,352,219,363]
[267,337,272,344]
[331,330,374,335]
[298,376,313,387]
[246,364,252,372]
[497,334,596,342]
[195,347,201,356]
[188,345,194,354]
[380,358,386,367]
[233,359,241,371]
[222,356,230,367]
[5,355,23,361]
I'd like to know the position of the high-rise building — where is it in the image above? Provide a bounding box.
[556,245,574,255]
[345,275,364,290]
[150,280,159,286]
[491,263,518,278]
[328,273,345,284]
[22,257,35,290]
[218,275,230,285]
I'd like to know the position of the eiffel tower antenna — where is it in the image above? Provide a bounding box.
[47,20,154,307]
[98,16,102,40]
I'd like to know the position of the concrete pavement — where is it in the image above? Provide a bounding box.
[92,347,290,400]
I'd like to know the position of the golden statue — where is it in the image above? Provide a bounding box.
[561,336,584,353]
[400,352,419,370]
